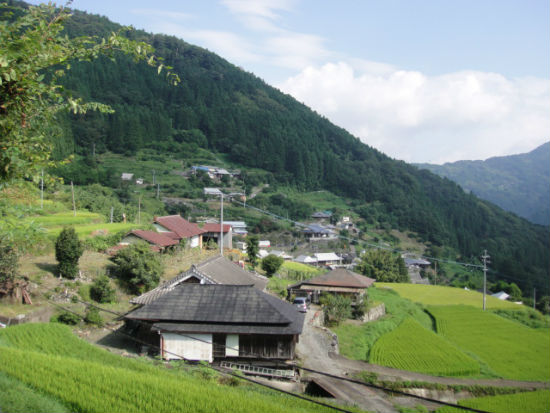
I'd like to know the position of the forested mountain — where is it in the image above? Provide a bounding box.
[417,143,550,226]
[8,3,547,294]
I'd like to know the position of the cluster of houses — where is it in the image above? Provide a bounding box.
[123,254,375,369]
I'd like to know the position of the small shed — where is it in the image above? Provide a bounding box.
[287,268,375,304]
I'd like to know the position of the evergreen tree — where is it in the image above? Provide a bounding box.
[55,227,84,279]
[245,236,260,268]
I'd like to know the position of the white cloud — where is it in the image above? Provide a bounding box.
[278,62,550,163]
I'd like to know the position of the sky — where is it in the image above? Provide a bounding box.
[29,0,550,164]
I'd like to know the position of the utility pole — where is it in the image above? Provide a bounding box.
[481,250,490,311]
[533,288,536,310]
[156,183,160,200]
[152,169,156,185]
[92,143,95,158]
[110,207,114,224]
[434,261,437,286]
[71,181,76,217]
[138,195,141,224]
[220,192,224,256]
[40,169,44,209]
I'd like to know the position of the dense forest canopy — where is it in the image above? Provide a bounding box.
[3,2,548,295]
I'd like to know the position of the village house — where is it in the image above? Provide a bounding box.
[302,224,336,240]
[120,229,179,252]
[126,284,304,364]
[311,211,332,220]
[224,221,248,236]
[287,268,375,305]
[130,255,268,306]
[201,223,233,250]
[153,215,205,248]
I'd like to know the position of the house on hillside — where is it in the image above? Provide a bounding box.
[287,268,375,304]
[153,215,205,248]
[130,255,268,305]
[121,173,134,181]
[303,224,336,240]
[313,252,342,267]
[201,223,233,250]
[224,221,248,236]
[311,211,332,220]
[294,255,317,265]
[491,291,510,301]
[126,284,304,363]
[120,230,179,252]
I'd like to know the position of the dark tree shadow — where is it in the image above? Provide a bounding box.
[36,262,58,275]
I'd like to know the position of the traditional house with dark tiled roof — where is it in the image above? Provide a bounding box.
[126,284,304,363]
[153,215,205,248]
[130,256,268,305]
[287,268,375,304]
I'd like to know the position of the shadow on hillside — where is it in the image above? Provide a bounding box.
[96,328,140,354]
[36,262,58,275]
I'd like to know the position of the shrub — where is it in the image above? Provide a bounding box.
[55,227,83,279]
[320,293,352,326]
[84,307,104,327]
[261,254,284,277]
[111,242,163,294]
[89,275,116,304]
[55,311,80,325]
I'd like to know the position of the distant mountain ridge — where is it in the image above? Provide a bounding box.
[416,142,550,226]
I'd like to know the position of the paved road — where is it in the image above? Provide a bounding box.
[296,307,399,413]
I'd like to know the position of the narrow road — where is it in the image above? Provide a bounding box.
[296,307,399,413]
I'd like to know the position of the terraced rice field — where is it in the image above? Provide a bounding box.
[0,324,347,413]
[436,389,550,413]
[428,305,550,381]
[369,318,480,376]
[376,283,520,309]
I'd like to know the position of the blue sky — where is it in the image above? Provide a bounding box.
[29,0,550,163]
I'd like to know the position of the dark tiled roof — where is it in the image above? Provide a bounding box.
[303,224,333,234]
[290,268,375,289]
[130,256,268,304]
[127,284,304,335]
[129,230,179,247]
[154,215,205,239]
[201,223,232,233]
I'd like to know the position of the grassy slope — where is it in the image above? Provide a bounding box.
[436,389,550,413]
[0,324,355,413]
[333,287,433,361]
[428,305,550,382]
[369,318,480,376]
[375,283,521,310]
[0,372,70,413]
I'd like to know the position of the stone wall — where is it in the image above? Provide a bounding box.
[362,303,385,322]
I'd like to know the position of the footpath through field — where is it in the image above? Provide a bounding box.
[296,306,549,413]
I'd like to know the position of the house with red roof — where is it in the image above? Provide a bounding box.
[153,215,206,248]
[201,222,232,250]
[120,230,179,252]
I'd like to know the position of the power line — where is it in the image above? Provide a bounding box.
[231,198,484,269]
[48,300,357,413]
[70,298,496,413]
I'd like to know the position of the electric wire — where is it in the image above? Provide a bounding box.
[68,298,498,413]
[47,300,357,413]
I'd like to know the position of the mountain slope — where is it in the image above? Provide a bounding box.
[416,142,550,226]
[9,5,547,294]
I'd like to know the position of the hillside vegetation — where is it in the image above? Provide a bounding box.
[417,142,550,226]
[7,3,543,296]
